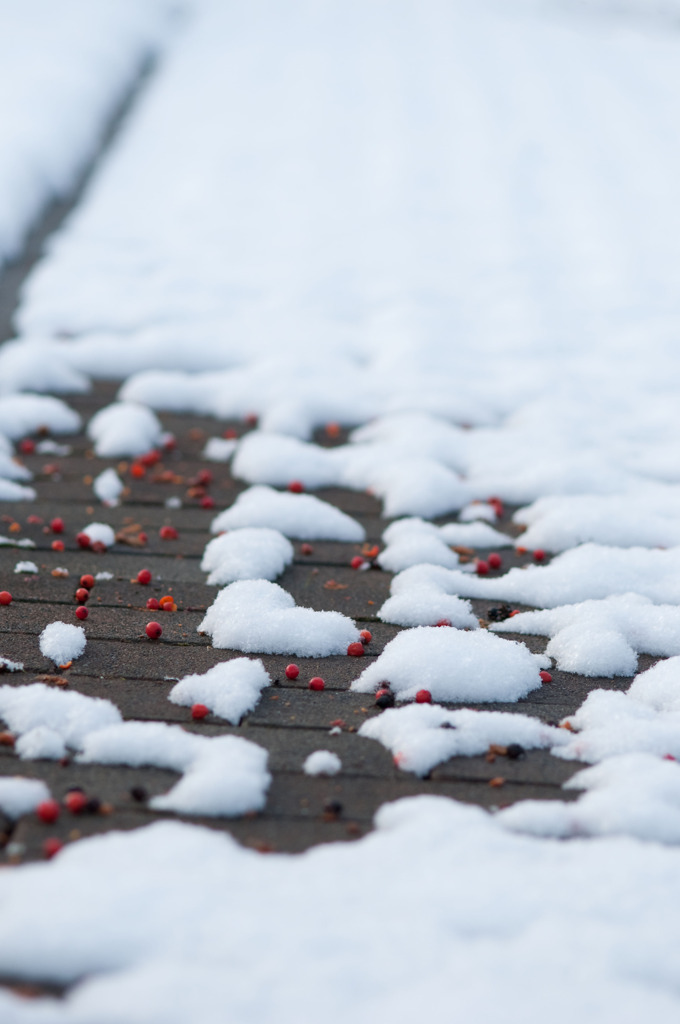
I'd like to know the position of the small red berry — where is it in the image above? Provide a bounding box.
[191,703,209,720]
[200,495,215,509]
[285,664,299,679]
[435,619,452,627]
[159,525,178,540]
[80,574,95,590]
[146,597,160,610]
[476,560,489,575]
[288,480,304,493]
[50,517,64,534]
[0,592,12,605]
[75,606,88,621]
[359,629,372,643]
[64,790,88,814]
[415,689,432,704]
[43,837,63,859]
[75,588,89,604]
[140,450,160,467]
[516,546,528,555]
[36,799,60,824]
[488,552,502,570]
[51,539,65,552]
[27,515,43,525]
[223,428,237,439]
[145,621,162,639]
[130,462,146,479]
[309,677,325,691]
[300,543,313,556]
[76,532,91,549]
[19,439,35,454]
[533,549,546,562]
[137,569,152,585]
[539,671,552,683]
[347,642,364,657]
[195,469,212,487]
[350,555,365,570]
[91,541,107,554]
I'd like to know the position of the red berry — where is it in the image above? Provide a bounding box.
[0,591,12,605]
[191,703,209,720]
[350,555,365,570]
[195,469,212,487]
[19,439,35,454]
[138,532,148,545]
[488,496,504,517]
[435,619,452,627]
[285,664,299,680]
[488,552,502,570]
[534,549,546,562]
[244,413,258,427]
[76,532,91,549]
[146,597,160,610]
[64,790,88,814]
[75,606,88,621]
[415,689,432,704]
[159,525,178,540]
[80,574,95,590]
[300,543,313,556]
[288,480,304,493]
[476,560,489,575]
[36,799,60,824]
[51,539,65,552]
[137,569,152,585]
[516,546,528,555]
[50,517,64,534]
[130,462,146,479]
[309,677,325,691]
[223,428,237,439]
[200,496,215,509]
[91,541,107,554]
[27,515,43,525]
[140,450,160,467]
[43,837,63,859]
[359,629,372,644]
[539,671,552,683]
[347,642,364,657]
[145,621,162,639]
[75,588,89,604]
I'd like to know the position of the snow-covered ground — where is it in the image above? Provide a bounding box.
[2,0,680,1019]
[0,0,171,268]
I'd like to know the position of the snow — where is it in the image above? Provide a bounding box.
[352,626,549,702]
[459,502,498,523]
[199,580,360,657]
[79,722,271,817]
[168,659,271,724]
[378,564,480,629]
[87,402,163,458]
[0,657,24,673]
[200,528,293,585]
[303,750,342,776]
[491,593,680,676]
[211,486,365,542]
[79,523,116,549]
[359,704,567,776]
[0,0,170,269]
[0,535,35,549]
[0,684,270,818]
[202,437,237,462]
[2,798,680,1021]
[513,493,680,552]
[0,777,50,819]
[14,561,38,574]
[378,517,510,574]
[0,481,36,502]
[93,468,124,507]
[499,754,680,844]
[0,394,80,439]
[417,544,680,608]
[38,624,87,666]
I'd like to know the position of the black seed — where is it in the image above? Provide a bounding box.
[506,743,525,759]
[487,604,513,622]
[323,799,343,818]
[440,722,456,730]
[84,798,101,814]
[375,692,395,709]
[130,786,147,803]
